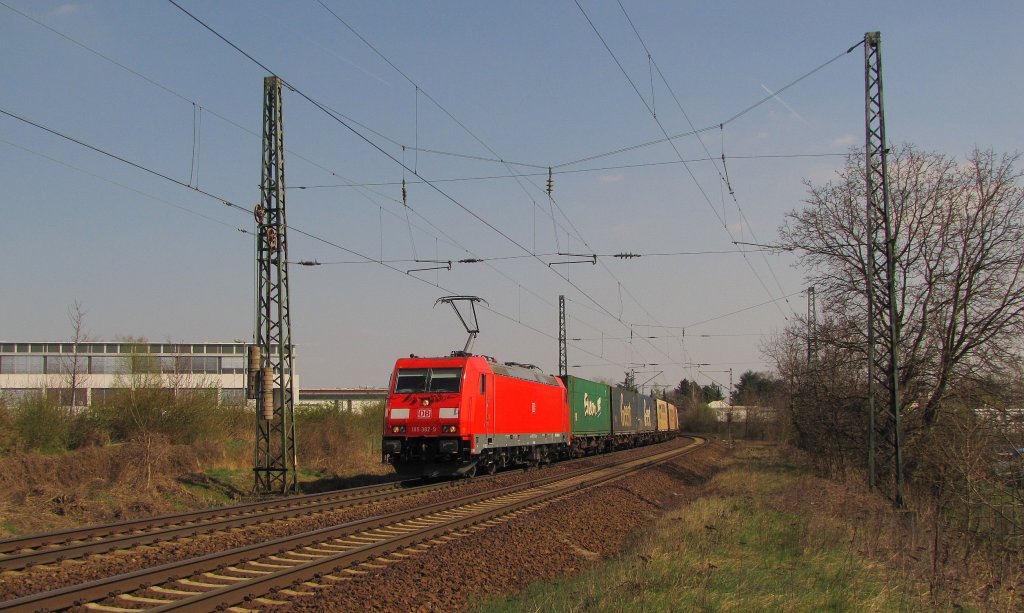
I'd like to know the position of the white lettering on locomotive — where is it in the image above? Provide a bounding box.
[416,408,431,419]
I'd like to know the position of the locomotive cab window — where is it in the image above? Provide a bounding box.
[429,368,462,393]
[395,369,427,393]
[394,368,463,393]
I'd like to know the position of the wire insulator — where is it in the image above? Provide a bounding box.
[402,178,407,206]
[254,204,265,224]
[267,227,278,251]
[546,167,553,196]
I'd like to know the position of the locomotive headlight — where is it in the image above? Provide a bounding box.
[392,425,406,433]
[421,399,431,407]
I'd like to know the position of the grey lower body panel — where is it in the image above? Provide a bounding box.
[474,432,567,450]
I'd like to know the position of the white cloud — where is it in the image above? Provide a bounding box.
[729,221,747,234]
[831,134,857,148]
[50,4,81,17]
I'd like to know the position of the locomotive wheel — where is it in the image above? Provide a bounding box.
[464,463,477,479]
[485,461,497,475]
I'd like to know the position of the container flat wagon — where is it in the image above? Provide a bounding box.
[562,375,613,455]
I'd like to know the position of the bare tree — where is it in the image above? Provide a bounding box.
[765,318,871,475]
[779,146,1024,434]
[61,301,90,409]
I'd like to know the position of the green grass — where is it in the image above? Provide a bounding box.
[166,467,256,510]
[477,449,923,612]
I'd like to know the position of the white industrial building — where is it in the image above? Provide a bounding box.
[0,341,273,406]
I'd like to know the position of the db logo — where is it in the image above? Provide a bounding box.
[417,408,431,419]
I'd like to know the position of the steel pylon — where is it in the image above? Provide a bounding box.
[253,75,297,495]
[864,31,903,506]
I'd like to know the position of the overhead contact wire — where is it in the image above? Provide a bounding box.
[169,0,663,357]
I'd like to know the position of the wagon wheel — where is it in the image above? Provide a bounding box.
[464,463,478,479]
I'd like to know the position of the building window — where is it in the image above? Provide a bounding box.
[45,355,87,374]
[91,388,118,404]
[196,356,219,373]
[45,388,88,406]
[170,356,219,374]
[221,388,245,404]
[1,355,44,374]
[221,357,244,374]
[90,356,123,374]
[0,388,40,404]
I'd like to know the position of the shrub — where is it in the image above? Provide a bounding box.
[0,399,17,454]
[682,403,720,433]
[295,402,384,474]
[11,394,72,454]
[91,386,243,446]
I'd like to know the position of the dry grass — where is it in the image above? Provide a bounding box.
[0,402,392,537]
[0,440,248,536]
[481,441,1023,612]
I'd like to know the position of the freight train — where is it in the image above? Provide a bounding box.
[381,352,679,477]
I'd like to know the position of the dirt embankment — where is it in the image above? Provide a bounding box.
[0,441,240,536]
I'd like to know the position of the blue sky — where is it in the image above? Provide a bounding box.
[2,1,1021,391]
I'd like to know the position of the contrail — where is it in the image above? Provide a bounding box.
[760,83,803,121]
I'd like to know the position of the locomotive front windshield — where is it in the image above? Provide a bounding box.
[394,368,463,393]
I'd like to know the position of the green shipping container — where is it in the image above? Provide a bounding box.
[564,375,612,436]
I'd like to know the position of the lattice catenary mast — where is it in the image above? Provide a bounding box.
[864,31,903,506]
[250,75,297,495]
[558,295,567,378]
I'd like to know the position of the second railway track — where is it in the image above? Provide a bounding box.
[1,437,705,612]
[0,477,455,571]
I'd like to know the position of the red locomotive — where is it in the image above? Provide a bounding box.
[381,296,680,477]
[382,354,569,477]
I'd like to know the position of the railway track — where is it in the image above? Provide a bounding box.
[1,437,705,612]
[0,476,475,571]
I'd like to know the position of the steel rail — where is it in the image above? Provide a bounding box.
[0,437,704,612]
[0,438,664,570]
[158,438,707,613]
[0,476,471,570]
